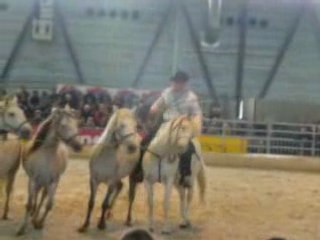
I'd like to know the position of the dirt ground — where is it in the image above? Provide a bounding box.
[1,159,320,240]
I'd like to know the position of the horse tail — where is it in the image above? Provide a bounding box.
[197,160,207,204]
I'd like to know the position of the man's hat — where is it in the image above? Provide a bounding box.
[171,71,189,82]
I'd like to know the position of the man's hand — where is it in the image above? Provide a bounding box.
[149,104,158,115]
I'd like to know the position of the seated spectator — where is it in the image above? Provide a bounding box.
[0,88,7,98]
[29,90,40,110]
[18,85,29,101]
[32,109,43,126]
[81,104,93,124]
[39,91,52,117]
[84,116,96,128]
[93,103,110,127]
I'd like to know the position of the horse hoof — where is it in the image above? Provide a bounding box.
[106,211,113,220]
[97,222,106,230]
[161,229,172,235]
[33,221,44,230]
[124,220,132,227]
[2,215,9,220]
[179,222,192,229]
[16,228,26,236]
[78,225,88,233]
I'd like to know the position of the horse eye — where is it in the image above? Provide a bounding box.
[8,112,15,117]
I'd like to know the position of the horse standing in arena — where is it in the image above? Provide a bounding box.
[142,116,206,234]
[78,108,141,232]
[0,95,32,220]
[16,106,82,235]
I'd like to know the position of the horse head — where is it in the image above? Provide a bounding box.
[0,95,32,139]
[99,108,139,153]
[167,115,197,153]
[51,106,82,152]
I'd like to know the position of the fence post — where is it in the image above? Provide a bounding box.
[312,125,316,156]
[266,123,271,154]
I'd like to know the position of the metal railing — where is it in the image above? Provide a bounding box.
[203,118,320,156]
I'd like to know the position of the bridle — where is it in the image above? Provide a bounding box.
[113,128,136,146]
[146,116,194,182]
[54,111,79,144]
[0,106,29,135]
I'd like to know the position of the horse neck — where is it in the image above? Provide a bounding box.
[148,129,172,156]
[98,112,118,145]
[34,124,60,150]
[45,129,60,148]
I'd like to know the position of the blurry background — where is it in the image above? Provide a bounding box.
[1,0,320,121]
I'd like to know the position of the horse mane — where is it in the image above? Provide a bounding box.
[150,115,195,149]
[28,116,53,154]
[97,108,134,145]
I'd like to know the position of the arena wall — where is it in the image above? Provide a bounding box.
[1,0,320,105]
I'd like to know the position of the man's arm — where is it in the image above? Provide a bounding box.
[188,95,203,136]
[150,95,166,115]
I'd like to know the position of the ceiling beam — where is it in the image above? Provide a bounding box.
[181,3,220,105]
[235,0,248,117]
[131,2,173,88]
[0,1,36,82]
[258,5,305,99]
[56,1,86,84]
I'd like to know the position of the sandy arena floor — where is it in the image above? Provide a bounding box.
[1,159,320,240]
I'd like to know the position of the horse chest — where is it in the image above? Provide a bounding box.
[24,151,67,180]
[0,142,20,178]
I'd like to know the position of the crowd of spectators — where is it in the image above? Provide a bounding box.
[0,86,159,128]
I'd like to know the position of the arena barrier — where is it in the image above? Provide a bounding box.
[72,128,320,173]
[78,128,248,153]
[198,135,247,153]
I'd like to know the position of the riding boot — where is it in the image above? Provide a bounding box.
[179,142,196,188]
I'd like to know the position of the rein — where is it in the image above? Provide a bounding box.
[113,131,136,146]
[144,117,190,183]
[0,107,29,135]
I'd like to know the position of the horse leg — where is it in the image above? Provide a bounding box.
[2,172,16,220]
[33,182,58,229]
[185,186,194,225]
[178,186,190,229]
[78,178,98,233]
[98,181,123,230]
[30,184,43,216]
[32,188,47,226]
[145,181,154,232]
[97,183,117,230]
[161,179,174,234]
[105,181,123,219]
[16,180,36,236]
[125,176,138,226]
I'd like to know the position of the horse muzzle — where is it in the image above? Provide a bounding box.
[19,125,32,140]
[68,138,83,152]
[127,144,138,154]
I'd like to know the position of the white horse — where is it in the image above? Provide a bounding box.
[78,108,141,232]
[17,106,82,235]
[143,116,206,234]
[0,95,32,220]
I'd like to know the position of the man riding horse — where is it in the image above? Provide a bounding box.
[133,70,202,185]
